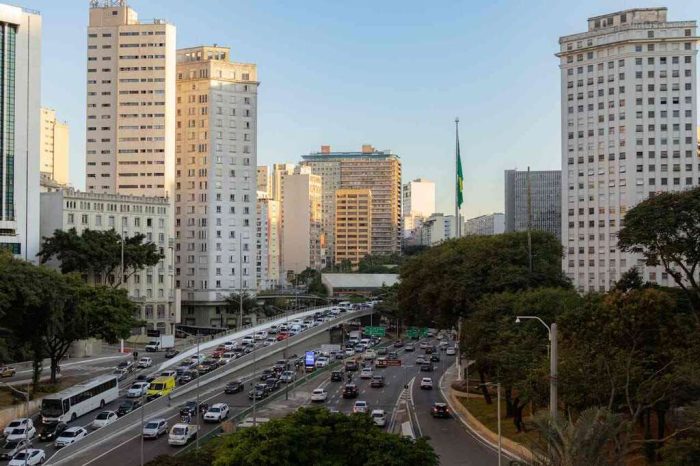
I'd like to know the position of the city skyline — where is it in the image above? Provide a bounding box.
[35,0,699,218]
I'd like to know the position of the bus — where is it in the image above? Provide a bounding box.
[41,375,119,423]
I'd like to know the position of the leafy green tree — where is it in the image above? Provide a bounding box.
[659,402,700,465]
[38,228,163,287]
[618,187,700,312]
[211,407,438,466]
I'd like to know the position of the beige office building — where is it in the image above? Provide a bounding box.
[281,168,324,276]
[271,163,295,201]
[175,45,258,328]
[257,165,271,196]
[256,192,280,289]
[85,1,176,198]
[40,108,69,185]
[335,189,372,267]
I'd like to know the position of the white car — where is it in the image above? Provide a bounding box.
[446,347,456,356]
[160,370,177,378]
[353,400,368,414]
[344,348,355,357]
[241,335,254,345]
[3,419,33,437]
[8,449,45,466]
[419,342,429,350]
[310,388,328,402]
[360,367,373,379]
[5,425,36,442]
[223,341,237,351]
[221,352,236,364]
[203,403,230,422]
[254,331,267,341]
[314,357,329,368]
[364,350,377,360]
[371,409,387,427]
[54,426,88,448]
[420,377,433,390]
[280,371,296,383]
[142,418,168,439]
[127,382,150,398]
[137,356,153,368]
[91,410,118,429]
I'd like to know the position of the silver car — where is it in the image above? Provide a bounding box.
[142,418,168,439]
[0,438,31,460]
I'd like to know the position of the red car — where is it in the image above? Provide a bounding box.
[276,332,289,341]
[431,402,450,418]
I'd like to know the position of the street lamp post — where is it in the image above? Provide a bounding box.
[480,382,502,466]
[515,315,557,420]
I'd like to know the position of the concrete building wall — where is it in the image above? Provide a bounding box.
[464,213,505,236]
[504,169,561,240]
[281,170,323,276]
[335,188,372,266]
[40,107,70,185]
[256,193,280,290]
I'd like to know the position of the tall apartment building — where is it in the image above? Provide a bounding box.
[335,189,372,266]
[0,5,41,261]
[464,213,505,236]
[300,145,402,260]
[175,45,258,328]
[40,189,179,334]
[558,8,698,292]
[271,163,295,202]
[281,167,324,276]
[417,213,455,246]
[504,169,561,240]
[403,178,435,237]
[40,107,69,185]
[85,1,176,198]
[256,165,271,196]
[256,192,280,290]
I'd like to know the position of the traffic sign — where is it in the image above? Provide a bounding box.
[407,327,429,339]
[364,326,386,337]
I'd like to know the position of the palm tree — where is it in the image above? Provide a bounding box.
[530,407,632,466]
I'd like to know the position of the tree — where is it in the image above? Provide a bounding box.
[618,187,700,312]
[210,407,438,466]
[38,228,163,287]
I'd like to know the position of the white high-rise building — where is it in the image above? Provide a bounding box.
[402,178,435,238]
[256,192,280,290]
[559,8,698,292]
[85,1,176,198]
[0,5,41,261]
[175,45,258,328]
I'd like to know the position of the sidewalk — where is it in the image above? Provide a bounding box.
[439,362,534,464]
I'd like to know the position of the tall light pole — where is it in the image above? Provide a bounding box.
[515,315,557,420]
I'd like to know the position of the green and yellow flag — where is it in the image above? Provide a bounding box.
[456,131,463,209]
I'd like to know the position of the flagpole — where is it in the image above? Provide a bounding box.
[455,117,460,238]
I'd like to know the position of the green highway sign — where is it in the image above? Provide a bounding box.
[364,326,386,337]
[407,327,430,338]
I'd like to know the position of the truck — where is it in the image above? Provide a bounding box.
[168,423,198,446]
[347,330,362,345]
[320,344,341,358]
[145,335,175,352]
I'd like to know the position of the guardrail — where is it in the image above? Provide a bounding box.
[46,309,371,465]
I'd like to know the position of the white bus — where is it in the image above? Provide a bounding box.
[41,375,119,423]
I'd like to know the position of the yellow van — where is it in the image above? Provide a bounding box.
[146,376,176,401]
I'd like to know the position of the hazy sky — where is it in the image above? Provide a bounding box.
[36,0,698,218]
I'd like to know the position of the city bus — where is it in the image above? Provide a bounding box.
[40,375,119,423]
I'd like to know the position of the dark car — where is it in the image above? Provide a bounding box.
[136,374,157,383]
[393,340,404,348]
[370,375,385,388]
[224,380,244,394]
[376,347,388,356]
[177,370,199,385]
[330,370,343,382]
[424,346,434,354]
[431,402,450,418]
[248,383,268,400]
[404,344,415,352]
[38,421,67,441]
[388,352,399,360]
[345,361,359,372]
[430,354,440,363]
[180,401,208,417]
[165,348,179,358]
[259,369,275,381]
[265,377,280,391]
[116,399,141,417]
[342,383,359,399]
[197,361,217,375]
[420,363,433,372]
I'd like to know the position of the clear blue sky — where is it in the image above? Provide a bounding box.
[35,0,697,218]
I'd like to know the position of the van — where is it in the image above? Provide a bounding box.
[338,301,351,310]
[290,324,302,333]
[147,376,176,401]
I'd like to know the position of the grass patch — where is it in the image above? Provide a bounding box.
[457,395,540,449]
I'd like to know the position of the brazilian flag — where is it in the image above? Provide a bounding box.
[456,137,463,209]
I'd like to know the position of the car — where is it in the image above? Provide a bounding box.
[117,360,135,373]
[424,346,436,355]
[112,368,128,381]
[276,332,290,341]
[135,374,157,384]
[127,381,150,398]
[0,438,31,460]
[0,366,16,378]
[54,426,87,448]
[160,369,177,378]
[420,377,433,390]
[221,352,236,364]
[310,388,328,402]
[370,375,385,388]
[137,356,153,368]
[3,419,33,438]
[116,399,141,417]
[5,424,36,442]
[439,340,450,349]
[142,418,168,439]
[376,347,388,356]
[404,344,415,352]
[248,384,268,400]
[279,371,296,383]
[360,367,373,379]
[38,421,67,442]
[241,335,254,345]
[164,348,179,358]
[415,356,427,365]
[330,370,343,382]
[393,340,404,348]
[345,361,359,372]
[431,402,450,418]
[446,347,456,356]
[388,351,399,360]
[364,350,377,360]
[91,410,118,429]
[223,341,237,350]
[265,377,280,392]
[342,384,359,399]
[420,363,433,372]
[314,357,329,368]
[7,448,45,466]
[371,409,387,427]
[430,354,440,362]
[180,401,208,417]
[177,370,199,385]
[224,380,244,394]
[353,400,368,414]
[259,369,275,381]
[203,403,230,422]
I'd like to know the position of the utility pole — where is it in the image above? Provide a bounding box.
[550,323,558,420]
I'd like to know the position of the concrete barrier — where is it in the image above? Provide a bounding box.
[0,399,42,429]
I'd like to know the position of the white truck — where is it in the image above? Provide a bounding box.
[168,423,198,446]
[145,335,175,352]
[321,344,341,358]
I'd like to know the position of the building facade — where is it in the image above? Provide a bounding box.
[174,45,258,328]
[281,167,324,276]
[464,213,505,236]
[0,5,41,261]
[85,1,176,198]
[256,165,271,196]
[335,188,372,267]
[256,192,280,290]
[559,8,698,291]
[40,107,69,185]
[40,189,180,334]
[402,178,435,239]
[504,169,561,240]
